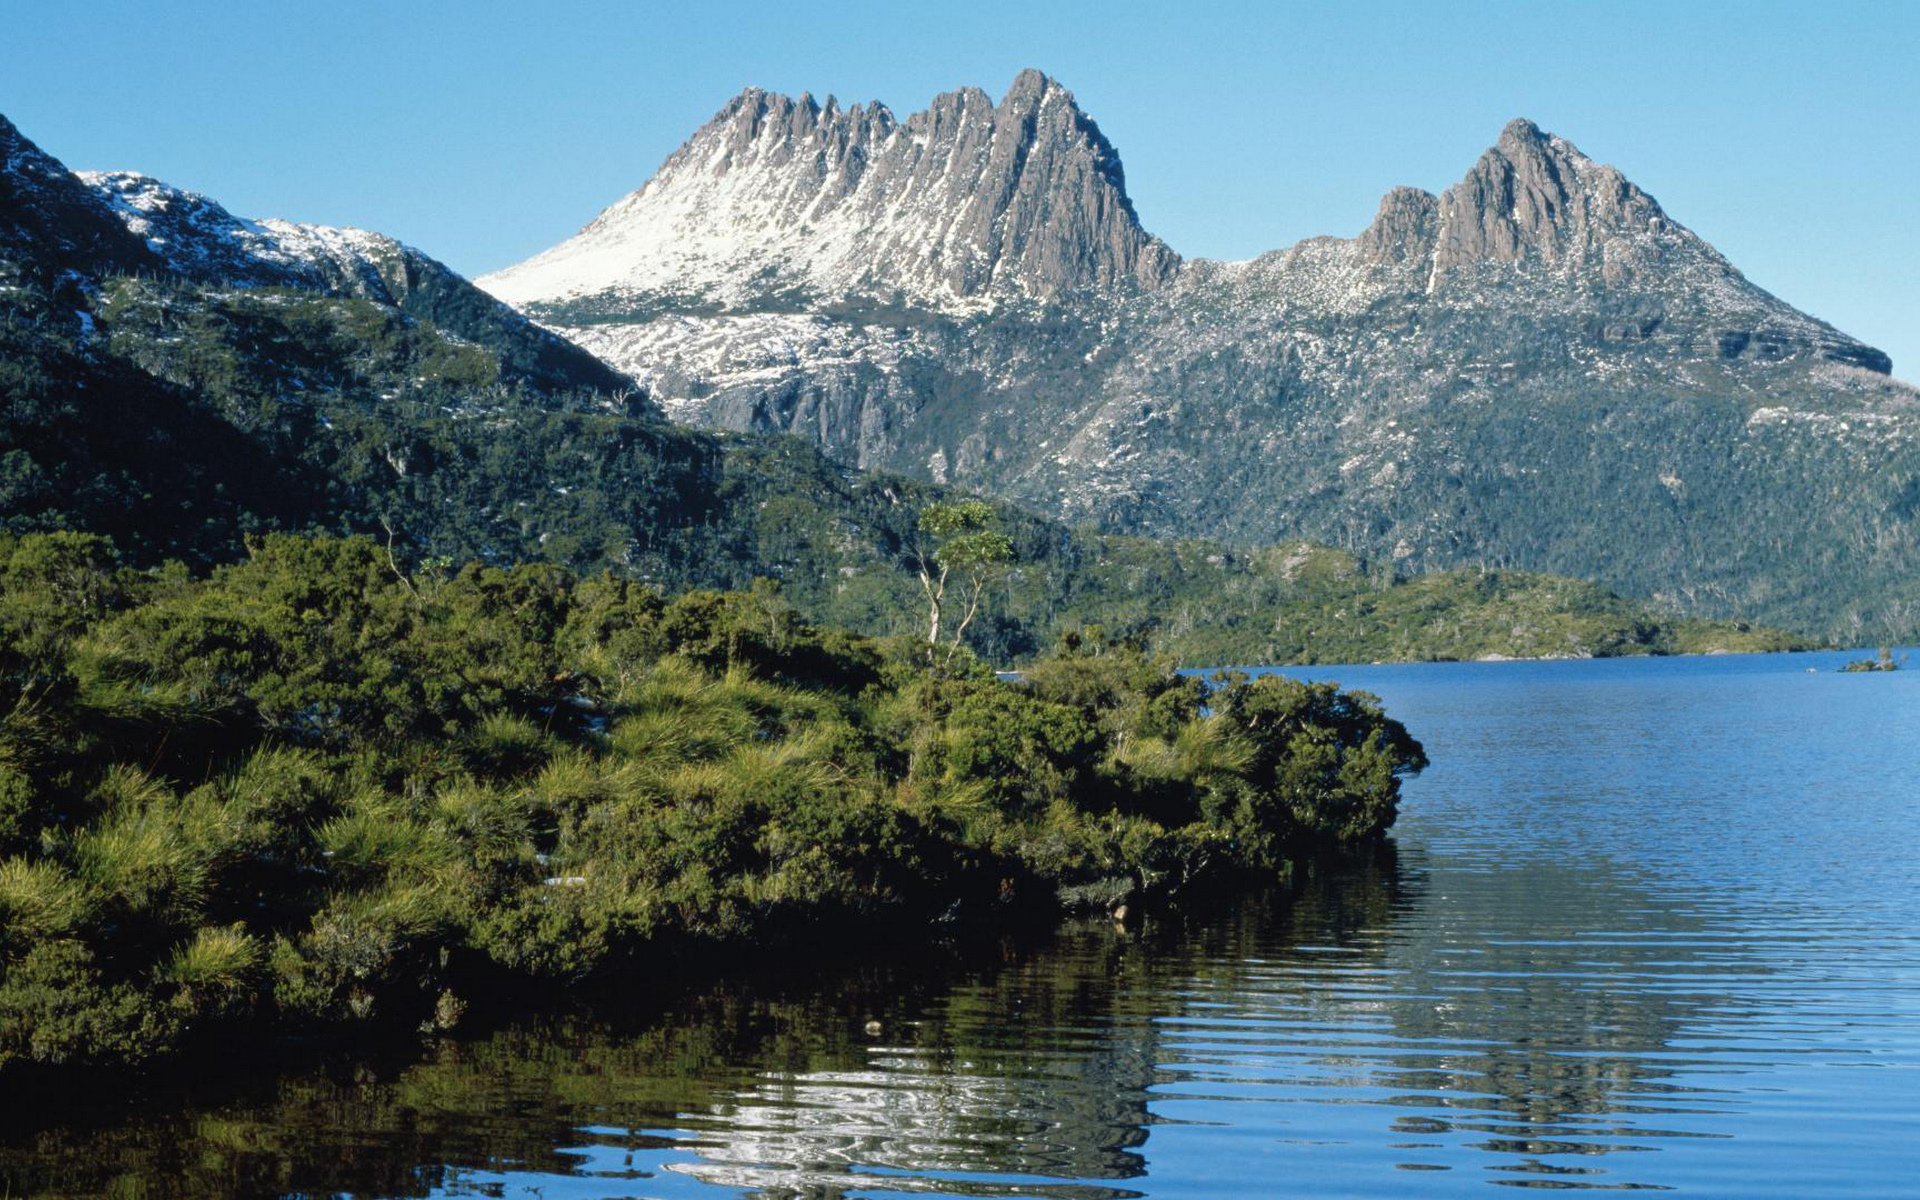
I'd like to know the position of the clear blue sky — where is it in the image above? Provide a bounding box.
[6,0,1915,377]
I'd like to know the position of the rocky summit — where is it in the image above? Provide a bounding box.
[481,75,1919,639]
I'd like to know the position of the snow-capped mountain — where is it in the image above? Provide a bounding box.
[481,74,1919,635]
[480,68,1176,312]
[81,168,419,294]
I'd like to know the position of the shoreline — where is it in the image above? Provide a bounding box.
[1187,644,1908,673]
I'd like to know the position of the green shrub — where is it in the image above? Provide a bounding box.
[462,711,553,780]
[939,686,1104,813]
[69,806,209,931]
[155,923,265,1019]
[1208,674,1428,850]
[0,758,34,852]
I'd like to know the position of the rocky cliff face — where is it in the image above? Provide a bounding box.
[480,69,1177,311]
[482,77,1918,638]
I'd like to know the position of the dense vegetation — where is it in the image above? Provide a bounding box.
[0,531,1426,1076]
[0,264,1805,667]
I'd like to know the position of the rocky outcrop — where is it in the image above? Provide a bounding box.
[1432,118,1675,276]
[1355,186,1439,266]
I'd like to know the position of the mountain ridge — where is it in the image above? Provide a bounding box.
[480,90,1890,379]
[74,167,642,398]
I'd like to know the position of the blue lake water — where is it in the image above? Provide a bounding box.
[4,649,1916,1197]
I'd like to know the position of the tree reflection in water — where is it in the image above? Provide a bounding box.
[2,837,1793,1197]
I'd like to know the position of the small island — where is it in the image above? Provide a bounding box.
[1841,648,1903,672]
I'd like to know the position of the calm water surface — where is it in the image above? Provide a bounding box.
[4,650,1916,1197]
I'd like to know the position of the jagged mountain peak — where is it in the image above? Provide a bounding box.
[1335,118,1886,370]
[708,84,892,130]
[1434,117,1681,277]
[1496,115,1549,148]
[1353,117,1682,275]
[515,95,1906,639]
[1340,118,1745,296]
[480,71,1179,312]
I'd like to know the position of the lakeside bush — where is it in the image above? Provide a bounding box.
[0,531,1424,1075]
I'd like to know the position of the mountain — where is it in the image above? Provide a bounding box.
[481,76,1920,640]
[5,116,627,397]
[1,115,158,280]
[0,108,1816,662]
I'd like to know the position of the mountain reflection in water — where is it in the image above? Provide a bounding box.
[2,650,1915,1198]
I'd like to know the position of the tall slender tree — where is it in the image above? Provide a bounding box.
[914,501,1013,662]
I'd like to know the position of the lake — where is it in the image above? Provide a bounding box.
[3,649,1916,1198]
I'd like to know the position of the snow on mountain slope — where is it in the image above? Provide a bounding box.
[83,169,435,294]
[500,105,1889,438]
[77,170,638,396]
